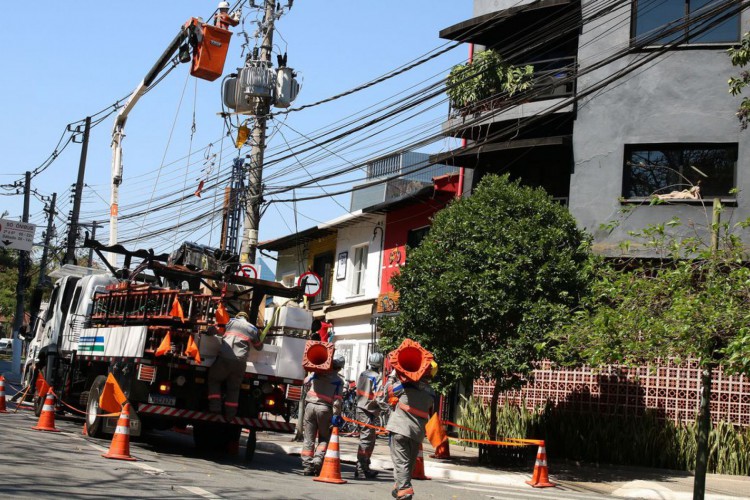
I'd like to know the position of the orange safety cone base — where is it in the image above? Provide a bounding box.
[0,376,10,413]
[526,444,556,488]
[313,427,347,484]
[102,404,137,461]
[31,424,61,433]
[102,450,137,461]
[32,391,60,432]
[412,444,431,480]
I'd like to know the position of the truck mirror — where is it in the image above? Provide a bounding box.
[17,324,32,341]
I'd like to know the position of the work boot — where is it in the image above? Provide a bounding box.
[355,463,379,479]
[302,469,315,476]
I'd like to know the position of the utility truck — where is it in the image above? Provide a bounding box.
[25,238,312,460]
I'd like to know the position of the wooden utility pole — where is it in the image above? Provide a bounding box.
[239,0,276,265]
[11,171,31,375]
[64,116,91,264]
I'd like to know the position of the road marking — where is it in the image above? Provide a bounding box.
[179,486,223,499]
[445,483,604,500]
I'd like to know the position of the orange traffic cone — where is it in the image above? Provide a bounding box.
[526,442,555,488]
[32,389,60,432]
[412,442,431,480]
[313,426,347,484]
[102,403,136,461]
[0,375,8,413]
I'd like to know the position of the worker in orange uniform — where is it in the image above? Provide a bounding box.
[207,311,262,420]
[384,360,438,500]
[354,352,388,478]
[301,353,345,476]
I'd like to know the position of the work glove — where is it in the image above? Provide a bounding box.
[331,415,343,428]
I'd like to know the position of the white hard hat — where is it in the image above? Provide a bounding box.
[218,1,230,10]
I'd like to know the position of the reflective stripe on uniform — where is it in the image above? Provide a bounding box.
[398,402,429,419]
[225,402,238,407]
[224,330,251,342]
[308,390,333,403]
[208,394,221,399]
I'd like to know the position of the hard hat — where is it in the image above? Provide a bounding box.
[368,352,384,369]
[332,353,346,370]
[217,1,230,9]
[236,311,249,320]
[429,361,438,378]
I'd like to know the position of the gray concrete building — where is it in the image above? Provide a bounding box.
[436,0,749,256]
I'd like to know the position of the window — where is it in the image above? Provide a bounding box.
[622,144,737,198]
[350,245,368,296]
[633,0,740,45]
[407,226,430,250]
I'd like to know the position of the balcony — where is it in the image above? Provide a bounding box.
[444,56,577,141]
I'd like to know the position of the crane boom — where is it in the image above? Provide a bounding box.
[107,27,190,266]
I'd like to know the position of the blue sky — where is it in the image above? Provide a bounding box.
[0,1,468,265]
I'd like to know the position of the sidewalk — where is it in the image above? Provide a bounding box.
[256,430,750,500]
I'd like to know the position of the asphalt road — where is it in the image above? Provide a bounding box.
[0,405,621,500]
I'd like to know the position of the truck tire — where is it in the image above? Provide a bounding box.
[245,429,257,462]
[193,424,242,453]
[85,375,108,438]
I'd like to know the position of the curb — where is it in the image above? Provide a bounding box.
[256,440,528,488]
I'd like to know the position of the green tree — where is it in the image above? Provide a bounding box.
[380,174,592,440]
[558,201,750,500]
[0,249,19,333]
[728,32,750,129]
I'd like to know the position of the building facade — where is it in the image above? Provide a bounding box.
[438,0,750,423]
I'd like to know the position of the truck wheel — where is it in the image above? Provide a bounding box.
[193,424,242,453]
[193,423,217,452]
[245,429,257,462]
[85,375,107,438]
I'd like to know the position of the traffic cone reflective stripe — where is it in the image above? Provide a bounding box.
[526,443,555,488]
[32,389,60,432]
[412,443,431,480]
[102,403,136,461]
[0,375,8,413]
[313,426,346,484]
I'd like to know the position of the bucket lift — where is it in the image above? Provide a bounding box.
[107,2,240,266]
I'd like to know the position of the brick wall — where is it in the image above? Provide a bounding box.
[473,360,750,426]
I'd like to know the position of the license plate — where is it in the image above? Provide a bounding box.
[148,394,176,406]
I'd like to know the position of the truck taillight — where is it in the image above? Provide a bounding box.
[158,381,171,394]
[263,394,277,410]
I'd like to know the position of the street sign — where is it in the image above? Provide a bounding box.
[298,271,322,297]
[0,218,36,252]
[237,263,259,280]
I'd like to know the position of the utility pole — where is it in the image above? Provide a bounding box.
[11,171,31,375]
[64,116,91,264]
[29,192,57,328]
[239,0,276,265]
[87,220,101,266]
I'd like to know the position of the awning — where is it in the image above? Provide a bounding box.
[439,0,574,46]
[326,302,374,320]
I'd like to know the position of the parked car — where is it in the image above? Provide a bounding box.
[0,338,12,355]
